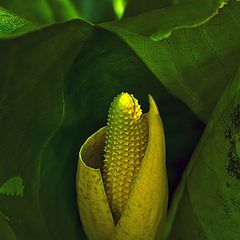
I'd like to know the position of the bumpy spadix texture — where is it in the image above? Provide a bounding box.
[103,92,148,222]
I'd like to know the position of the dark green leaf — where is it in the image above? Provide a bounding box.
[164,65,240,239]
[100,1,240,121]
[124,0,174,17]
[101,0,227,40]
[0,20,92,239]
[0,210,16,240]
[73,0,116,23]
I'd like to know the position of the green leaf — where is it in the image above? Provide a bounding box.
[164,66,240,239]
[73,0,116,23]
[0,176,24,197]
[41,0,80,22]
[0,0,116,25]
[0,7,35,35]
[124,0,174,18]
[100,1,240,122]
[0,210,16,240]
[0,19,93,239]
[113,0,128,19]
[101,0,227,40]
[0,0,80,25]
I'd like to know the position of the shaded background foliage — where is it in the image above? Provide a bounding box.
[0,0,240,240]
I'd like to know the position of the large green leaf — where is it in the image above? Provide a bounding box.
[101,0,227,40]
[100,0,240,122]
[0,7,34,35]
[164,66,240,240]
[0,20,93,239]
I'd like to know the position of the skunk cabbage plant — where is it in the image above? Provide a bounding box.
[76,93,168,239]
[0,0,240,240]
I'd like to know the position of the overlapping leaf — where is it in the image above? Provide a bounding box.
[164,66,240,240]
[100,1,240,122]
[0,19,93,239]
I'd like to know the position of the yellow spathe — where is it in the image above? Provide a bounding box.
[76,94,168,240]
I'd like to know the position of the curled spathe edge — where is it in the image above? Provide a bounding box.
[76,95,168,240]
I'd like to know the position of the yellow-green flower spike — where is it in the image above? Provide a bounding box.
[103,92,148,222]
